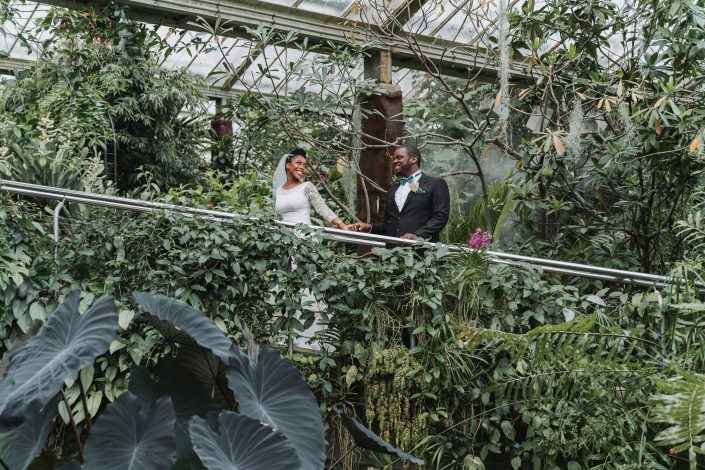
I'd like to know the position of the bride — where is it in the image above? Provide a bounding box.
[272,148,351,351]
[273,148,353,230]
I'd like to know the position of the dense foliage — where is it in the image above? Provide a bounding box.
[2,0,705,468]
[504,0,705,273]
[1,170,703,468]
[0,4,210,191]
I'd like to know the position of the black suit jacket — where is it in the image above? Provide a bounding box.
[371,173,450,243]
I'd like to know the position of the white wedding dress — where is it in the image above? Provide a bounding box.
[274,181,338,225]
[274,182,338,351]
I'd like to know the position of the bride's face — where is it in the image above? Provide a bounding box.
[286,156,308,181]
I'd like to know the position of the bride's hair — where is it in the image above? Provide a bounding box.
[286,148,307,162]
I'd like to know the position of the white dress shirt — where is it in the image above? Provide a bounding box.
[395,170,422,212]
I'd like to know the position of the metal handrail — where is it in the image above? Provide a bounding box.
[2,179,702,292]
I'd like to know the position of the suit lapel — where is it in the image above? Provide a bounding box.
[389,183,401,215]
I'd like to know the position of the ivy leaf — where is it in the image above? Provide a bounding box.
[585,295,606,306]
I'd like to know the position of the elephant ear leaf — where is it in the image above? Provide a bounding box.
[132,292,233,361]
[227,347,325,470]
[176,345,235,409]
[332,406,424,465]
[189,411,301,470]
[0,291,117,428]
[0,398,58,470]
[83,392,176,470]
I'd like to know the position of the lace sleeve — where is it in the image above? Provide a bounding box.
[304,182,339,223]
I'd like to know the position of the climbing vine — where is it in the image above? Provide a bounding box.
[364,346,428,451]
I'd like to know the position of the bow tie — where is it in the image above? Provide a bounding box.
[399,175,415,185]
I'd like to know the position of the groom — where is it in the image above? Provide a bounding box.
[355,145,450,242]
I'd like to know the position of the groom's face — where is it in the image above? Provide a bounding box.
[392,148,417,177]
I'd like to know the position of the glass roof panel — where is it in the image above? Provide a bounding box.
[1,0,633,102]
[404,0,497,42]
[435,5,479,43]
[1,1,51,60]
[344,0,408,24]
[296,0,357,16]
[239,45,291,94]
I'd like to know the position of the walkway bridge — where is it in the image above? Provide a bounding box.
[1,179,701,294]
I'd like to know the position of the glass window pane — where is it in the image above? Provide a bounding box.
[297,0,357,16]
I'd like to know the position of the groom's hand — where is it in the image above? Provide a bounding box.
[353,222,372,232]
[400,233,418,240]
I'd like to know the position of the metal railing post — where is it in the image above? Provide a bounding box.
[53,197,66,269]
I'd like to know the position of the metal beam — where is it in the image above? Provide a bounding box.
[36,0,526,81]
[0,56,37,75]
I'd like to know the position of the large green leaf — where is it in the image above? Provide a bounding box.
[132,292,233,361]
[83,392,176,470]
[332,406,424,465]
[128,361,218,469]
[176,345,236,409]
[0,399,57,470]
[189,411,301,470]
[128,360,217,421]
[0,291,117,428]
[226,347,325,470]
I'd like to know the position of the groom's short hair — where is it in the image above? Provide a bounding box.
[398,145,422,166]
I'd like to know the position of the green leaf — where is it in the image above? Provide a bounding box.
[227,347,325,470]
[332,407,423,465]
[0,291,117,429]
[463,455,485,470]
[189,411,300,470]
[29,302,45,321]
[83,393,176,470]
[493,194,515,242]
[129,360,218,421]
[501,420,516,440]
[132,292,233,361]
[0,398,57,469]
[585,295,606,306]
[118,310,134,330]
[128,363,217,467]
[176,345,235,409]
[511,456,521,469]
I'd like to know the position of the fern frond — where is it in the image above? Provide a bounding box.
[676,210,705,254]
[651,374,705,467]
[672,302,705,314]
[487,316,648,407]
